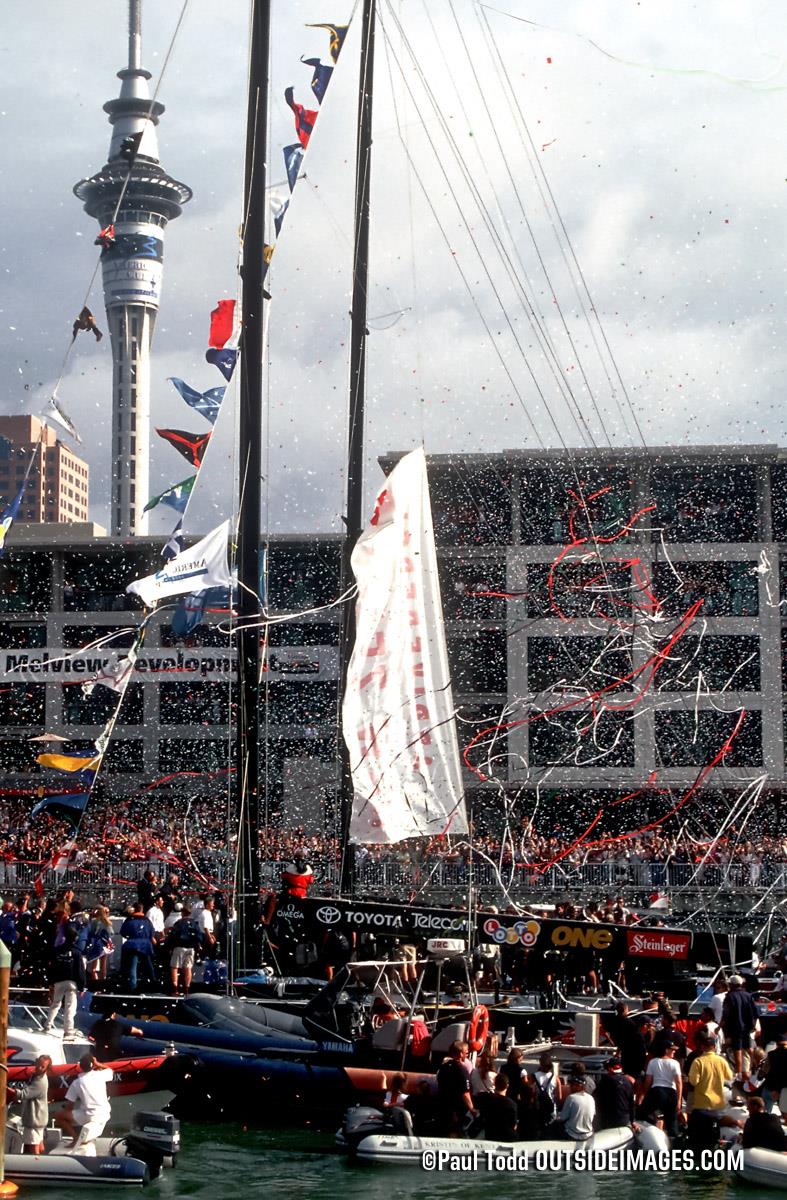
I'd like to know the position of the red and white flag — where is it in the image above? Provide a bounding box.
[342,449,468,844]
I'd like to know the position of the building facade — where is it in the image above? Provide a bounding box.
[0,416,89,525]
[2,444,787,850]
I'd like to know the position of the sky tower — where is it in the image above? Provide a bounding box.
[74,0,192,537]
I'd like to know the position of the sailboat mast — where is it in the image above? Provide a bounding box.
[236,0,270,970]
[339,0,377,895]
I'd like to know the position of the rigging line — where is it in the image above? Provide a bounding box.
[447,0,622,450]
[476,6,639,445]
[382,4,600,454]
[380,5,649,626]
[478,5,650,449]
[51,0,191,406]
[377,20,548,451]
[418,0,564,376]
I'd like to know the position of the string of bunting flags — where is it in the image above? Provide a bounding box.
[264,20,349,274]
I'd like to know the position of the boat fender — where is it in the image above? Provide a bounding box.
[468,1004,490,1053]
[635,1124,671,1154]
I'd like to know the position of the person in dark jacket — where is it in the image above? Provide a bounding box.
[741,1096,787,1152]
[136,869,158,913]
[43,927,85,1038]
[764,1032,787,1116]
[594,1058,636,1130]
[119,903,156,993]
[483,1073,518,1141]
[721,974,760,1079]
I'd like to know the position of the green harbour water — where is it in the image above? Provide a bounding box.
[31,1124,777,1200]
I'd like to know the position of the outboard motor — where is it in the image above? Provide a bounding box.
[337,1105,385,1152]
[123,1110,181,1176]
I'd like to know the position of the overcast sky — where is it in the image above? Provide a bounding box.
[3,0,787,536]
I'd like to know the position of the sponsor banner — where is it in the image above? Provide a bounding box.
[127,520,231,608]
[343,448,467,843]
[280,897,747,969]
[626,929,692,960]
[0,645,337,686]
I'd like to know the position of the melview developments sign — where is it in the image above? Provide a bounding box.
[0,646,338,685]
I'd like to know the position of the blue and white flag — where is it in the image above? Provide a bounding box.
[127,519,231,608]
[205,348,238,382]
[0,482,25,558]
[283,143,304,192]
[301,56,333,103]
[168,377,226,426]
[162,518,185,562]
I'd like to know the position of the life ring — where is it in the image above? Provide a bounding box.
[467,1003,489,1053]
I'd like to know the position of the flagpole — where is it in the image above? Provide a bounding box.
[236,0,270,971]
[339,0,376,896]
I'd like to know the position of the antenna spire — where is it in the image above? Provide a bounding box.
[128,0,142,71]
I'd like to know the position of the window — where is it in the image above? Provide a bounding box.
[267,622,340,646]
[652,560,758,617]
[658,635,760,692]
[529,710,635,767]
[159,738,229,774]
[64,683,143,726]
[160,620,232,648]
[62,626,134,649]
[526,560,633,619]
[519,465,633,546]
[655,710,762,767]
[652,465,758,542]
[0,553,51,613]
[0,624,47,648]
[160,682,229,725]
[267,547,341,611]
[267,681,338,726]
[0,741,40,772]
[62,550,149,612]
[103,739,144,774]
[438,555,507,619]
[430,465,512,546]
[527,636,633,694]
[448,630,507,693]
[0,685,45,726]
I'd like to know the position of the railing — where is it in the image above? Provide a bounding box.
[1,856,784,902]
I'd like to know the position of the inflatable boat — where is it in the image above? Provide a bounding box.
[3,1108,180,1186]
[339,1105,634,1166]
[736,1148,787,1190]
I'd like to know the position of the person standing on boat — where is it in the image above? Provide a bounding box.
[594,1057,636,1130]
[43,925,85,1039]
[721,974,760,1080]
[762,1031,787,1116]
[119,902,157,992]
[9,1054,52,1155]
[483,1073,518,1141]
[61,1053,113,1155]
[436,1040,476,1135]
[167,903,202,995]
[639,1040,683,1135]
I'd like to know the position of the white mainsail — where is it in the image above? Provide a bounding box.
[343,448,468,843]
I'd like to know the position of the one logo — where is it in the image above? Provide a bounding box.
[482,917,540,946]
[315,905,341,925]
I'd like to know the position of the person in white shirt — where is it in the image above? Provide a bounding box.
[145,895,165,937]
[640,1041,683,1135]
[556,1079,595,1141]
[61,1054,113,1155]
[163,902,183,932]
[709,978,728,1024]
[198,896,217,953]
